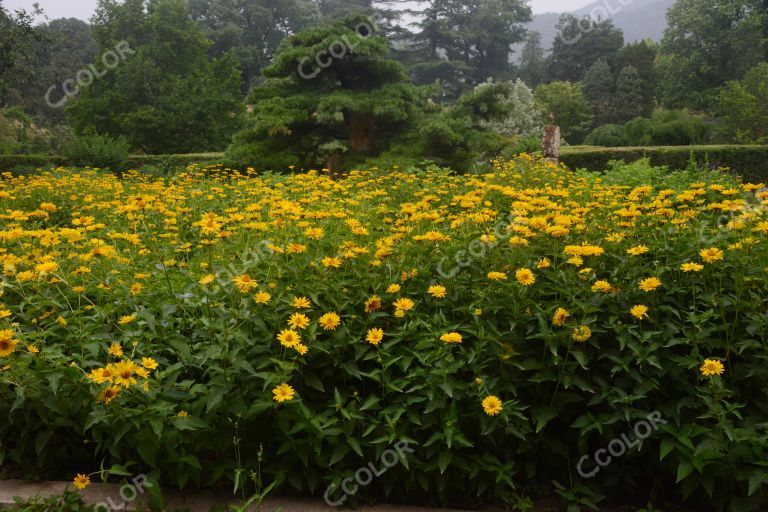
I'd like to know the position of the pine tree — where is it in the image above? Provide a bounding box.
[518,31,546,87]
[582,59,614,125]
[226,15,424,171]
[611,66,645,124]
[406,0,532,97]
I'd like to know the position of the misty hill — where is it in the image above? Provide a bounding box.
[517,0,674,57]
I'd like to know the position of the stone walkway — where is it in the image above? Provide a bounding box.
[0,479,476,511]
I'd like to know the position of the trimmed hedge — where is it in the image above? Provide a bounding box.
[2,146,767,182]
[560,145,768,183]
[125,152,224,171]
[0,153,225,175]
[0,154,68,174]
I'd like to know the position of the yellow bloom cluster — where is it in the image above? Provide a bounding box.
[0,159,764,416]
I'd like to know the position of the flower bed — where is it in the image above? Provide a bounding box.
[0,157,766,510]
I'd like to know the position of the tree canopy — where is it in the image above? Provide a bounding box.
[0,1,45,107]
[68,0,243,153]
[657,0,766,109]
[548,15,624,83]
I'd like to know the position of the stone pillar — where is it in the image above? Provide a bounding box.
[542,125,561,164]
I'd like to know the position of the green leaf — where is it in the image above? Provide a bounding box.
[206,386,226,413]
[359,394,380,411]
[437,450,451,474]
[348,437,363,457]
[659,438,674,461]
[676,461,693,483]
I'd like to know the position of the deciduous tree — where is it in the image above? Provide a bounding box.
[657,0,765,109]
[534,81,593,144]
[716,62,768,143]
[69,0,243,153]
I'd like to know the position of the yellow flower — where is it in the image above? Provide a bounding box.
[364,295,382,313]
[487,271,508,281]
[292,296,311,309]
[319,312,341,331]
[0,330,18,357]
[272,383,296,403]
[366,328,384,346]
[591,280,613,293]
[130,283,143,295]
[73,474,90,490]
[0,308,10,319]
[304,227,324,240]
[277,329,301,348]
[98,385,121,404]
[254,291,271,304]
[141,357,158,370]
[393,297,415,313]
[233,274,258,292]
[288,312,310,330]
[571,325,592,343]
[35,261,59,276]
[552,308,570,327]
[428,285,447,298]
[440,332,463,344]
[700,359,725,377]
[536,258,551,269]
[482,395,503,416]
[630,305,649,320]
[681,262,704,273]
[118,314,137,325]
[108,342,123,357]
[627,245,649,256]
[639,277,662,292]
[113,360,138,387]
[199,274,215,285]
[515,268,536,286]
[88,365,114,384]
[386,284,401,294]
[177,410,189,418]
[294,343,309,356]
[700,247,724,264]
[27,345,40,354]
[321,256,342,268]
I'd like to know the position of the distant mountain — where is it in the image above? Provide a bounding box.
[514,0,674,58]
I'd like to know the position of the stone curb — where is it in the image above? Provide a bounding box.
[0,479,477,512]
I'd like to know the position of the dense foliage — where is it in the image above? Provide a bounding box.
[657,0,767,109]
[0,1,44,107]
[1,0,767,159]
[67,0,244,154]
[534,81,592,144]
[560,145,768,183]
[716,62,768,144]
[584,110,711,147]
[0,158,767,511]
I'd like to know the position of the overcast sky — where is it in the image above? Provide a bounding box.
[5,0,595,22]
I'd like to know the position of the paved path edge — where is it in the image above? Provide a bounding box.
[0,479,477,512]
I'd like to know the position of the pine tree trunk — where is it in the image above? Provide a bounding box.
[346,111,375,153]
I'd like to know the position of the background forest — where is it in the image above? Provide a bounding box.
[0,0,766,171]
